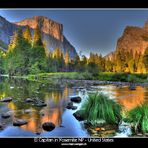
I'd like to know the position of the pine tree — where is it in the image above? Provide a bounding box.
[143,47,148,73]
[23,26,32,43]
[137,54,146,73]
[53,48,62,59]
[65,50,69,65]
[33,25,43,47]
[8,31,18,51]
[6,28,31,75]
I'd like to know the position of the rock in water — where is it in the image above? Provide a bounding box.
[42,122,55,131]
[1,112,11,119]
[0,97,12,102]
[66,102,73,109]
[70,96,81,103]
[36,132,41,135]
[0,123,3,130]
[25,98,34,103]
[24,109,32,113]
[73,111,84,121]
[36,103,47,107]
[71,106,77,110]
[13,119,28,126]
[129,85,136,90]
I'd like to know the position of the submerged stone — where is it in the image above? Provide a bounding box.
[0,97,12,102]
[1,112,11,119]
[13,119,28,126]
[24,109,32,113]
[42,122,55,131]
[66,102,73,109]
[0,123,3,130]
[71,106,77,110]
[25,98,34,103]
[36,132,41,135]
[36,103,47,107]
[73,111,84,121]
[70,96,81,103]
[129,85,136,90]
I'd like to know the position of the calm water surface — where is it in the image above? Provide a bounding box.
[0,78,147,137]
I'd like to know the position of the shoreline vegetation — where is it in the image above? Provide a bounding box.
[1,72,148,86]
[73,92,148,137]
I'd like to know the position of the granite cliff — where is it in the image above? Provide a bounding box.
[105,20,148,60]
[0,16,77,58]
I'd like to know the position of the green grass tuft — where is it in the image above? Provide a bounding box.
[126,104,148,134]
[80,93,122,126]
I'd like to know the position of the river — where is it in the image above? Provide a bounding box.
[0,77,148,137]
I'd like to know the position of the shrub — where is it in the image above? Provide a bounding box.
[110,73,128,82]
[79,93,122,126]
[127,75,137,83]
[82,72,93,80]
[126,104,148,134]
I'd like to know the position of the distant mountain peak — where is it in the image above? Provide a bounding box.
[15,16,63,41]
[0,15,77,59]
[0,15,6,21]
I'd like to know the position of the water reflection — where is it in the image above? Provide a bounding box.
[0,78,71,135]
[92,85,148,111]
[0,77,148,137]
[116,86,147,110]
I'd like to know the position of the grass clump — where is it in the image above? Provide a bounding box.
[126,104,148,134]
[79,93,122,126]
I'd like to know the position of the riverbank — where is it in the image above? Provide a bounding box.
[58,78,148,87]
[1,72,148,86]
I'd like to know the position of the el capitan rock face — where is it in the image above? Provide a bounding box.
[15,16,63,41]
[0,16,77,59]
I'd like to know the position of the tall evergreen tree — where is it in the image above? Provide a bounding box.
[143,47,148,73]
[33,25,43,47]
[65,50,69,65]
[23,26,32,43]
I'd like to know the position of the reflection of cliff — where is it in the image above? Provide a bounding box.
[63,86,69,98]
[41,108,62,126]
[116,86,145,110]
[21,110,41,133]
[52,92,62,103]
[0,79,72,134]
[20,108,63,133]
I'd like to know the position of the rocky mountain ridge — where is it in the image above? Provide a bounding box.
[105,20,148,60]
[0,16,77,59]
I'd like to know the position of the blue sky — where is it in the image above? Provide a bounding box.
[0,9,148,56]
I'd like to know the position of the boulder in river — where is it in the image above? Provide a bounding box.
[42,122,55,131]
[66,102,73,109]
[70,96,81,103]
[129,84,136,90]
[71,106,77,110]
[24,109,32,114]
[36,132,41,135]
[25,98,34,103]
[1,112,11,119]
[0,97,12,102]
[36,103,47,107]
[73,111,84,121]
[13,119,28,126]
[0,123,3,130]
